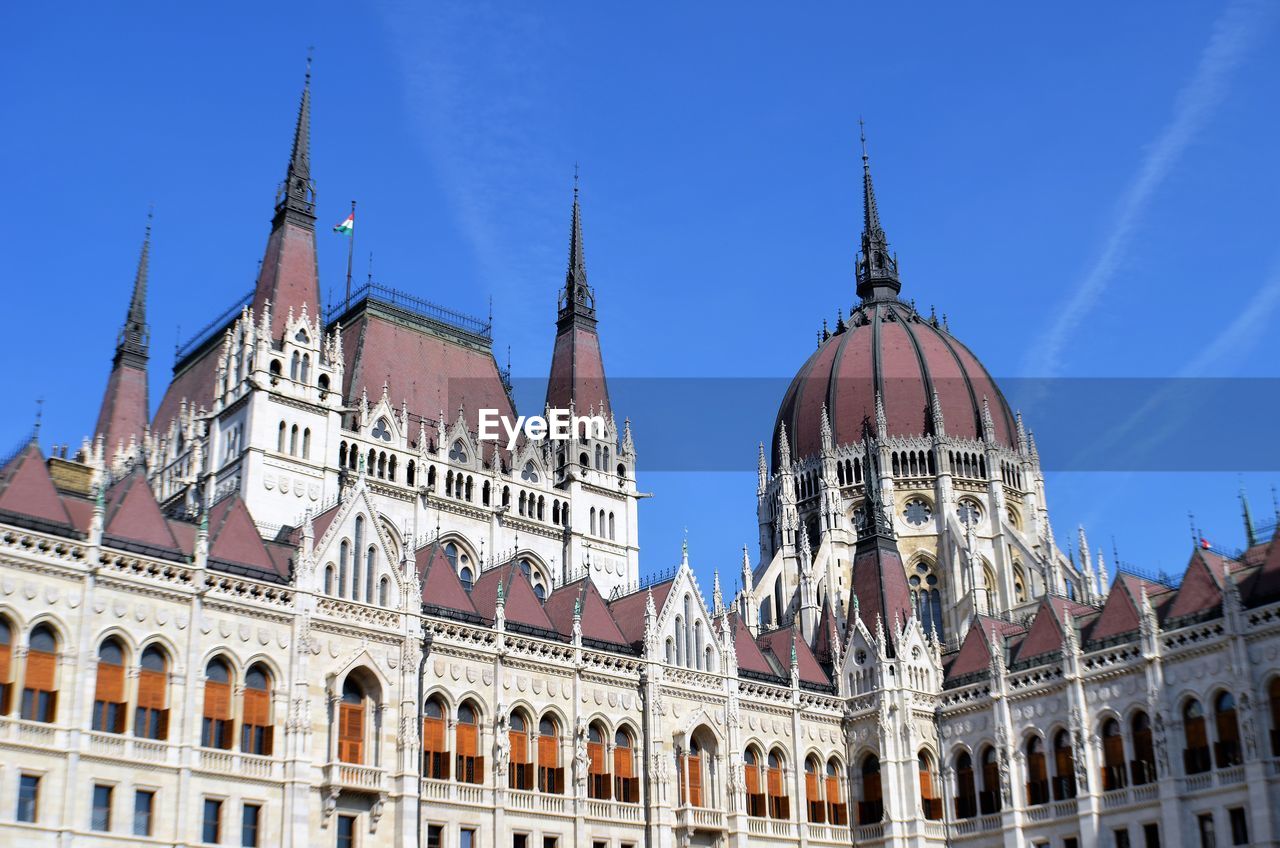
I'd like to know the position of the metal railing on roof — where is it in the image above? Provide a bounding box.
[1115,565,1179,589]
[326,283,491,340]
[174,289,254,364]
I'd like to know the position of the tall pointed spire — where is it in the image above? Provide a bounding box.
[249,57,322,342]
[546,171,610,416]
[95,213,153,463]
[848,416,912,649]
[855,120,901,302]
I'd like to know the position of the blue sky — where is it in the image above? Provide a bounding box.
[3,1,1279,594]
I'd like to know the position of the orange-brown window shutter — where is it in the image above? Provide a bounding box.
[95,661,124,704]
[25,650,56,691]
[204,680,231,720]
[0,642,12,684]
[137,669,166,710]
[614,746,633,779]
[920,767,935,799]
[806,770,819,802]
[825,775,840,805]
[688,754,703,806]
[457,723,476,757]
[588,741,604,775]
[745,763,760,796]
[339,703,365,764]
[538,734,557,768]
[243,689,269,727]
[510,730,528,764]
[423,716,445,753]
[1187,717,1207,748]
[767,766,782,797]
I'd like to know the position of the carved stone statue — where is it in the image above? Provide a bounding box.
[574,716,590,793]
[494,712,511,778]
[1240,692,1258,760]
[1152,714,1169,776]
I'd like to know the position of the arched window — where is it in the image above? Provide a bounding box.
[767,749,789,819]
[365,547,376,604]
[290,424,298,455]
[300,353,310,384]
[587,722,609,799]
[826,759,847,825]
[590,507,596,536]
[694,621,704,670]
[407,460,416,487]
[909,560,944,640]
[1052,730,1076,800]
[538,715,563,794]
[1025,737,1049,805]
[1131,711,1156,785]
[92,638,127,733]
[859,755,883,824]
[338,677,367,764]
[201,658,233,749]
[919,751,942,819]
[609,512,615,540]
[290,351,300,380]
[460,566,474,593]
[955,751,977,818]
[1214,691,1242,768]
[1184,699,1210,774]
[242,664,272,755]
[388,455,396,482]
[805,756,825,823]
[302,428,311,459]
[744,747,766,816]
[614,729,638,802]
[135,645,168,740]
[979,745,1001,813]
[422,696,448,779]
[457,702,483,784]
[339,442,348,469]
[22,624,59,723]
[508,711,533,790]
[665,638,674,665]
[277,421,286,453]
[1101,718,1126,790]
[675,615,685,667]
[379,577,390,607]
[680,737,707,807]
[352,517,364,598]
[0,617,11,714]
[324,564,335,595]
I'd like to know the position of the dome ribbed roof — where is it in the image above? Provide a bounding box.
[772,299,1016,470]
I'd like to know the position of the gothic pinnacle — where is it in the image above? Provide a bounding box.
[855,120,901,301]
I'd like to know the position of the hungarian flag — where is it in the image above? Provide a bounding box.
[333,213,354,235]
[1200,537,1211,549]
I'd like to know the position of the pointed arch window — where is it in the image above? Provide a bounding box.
[587,723,609,799]
[767,749,789,819]
[92,638,127,733]
[954,751,977,818]
[290,351,300,380]
[979,745,1001,813]
[1270,679,1280,756]
[241,664,272,755]
[379,576,390,607]
[21,624,58,723]
[365,547,376,604]
[338,677,367,764]
[1214,691,1242,767]
[1101,718,1126,790]
[0,617,11,715]
[290,424,299,455]
[1052,730,1077,800]
[858,755,883,824]
[509,711,533,790]
[1131,711,1156,785]
[422,696,448,779]
[1025,736,1049,805]
[135,645,169,740]
[457,702,483,784]
[909,560,944,640]
[201,657,233,749]
[826,758,847,825]
[614,729,638,802]
[277,421,286,453]
[744,747,765,816]
[1183,699,1210,774]
[680,738,705,807]
[537,715,563,794]
[919,750,942,819]
[805,756,825,823]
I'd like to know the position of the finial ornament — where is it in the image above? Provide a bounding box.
[855,120,901,301]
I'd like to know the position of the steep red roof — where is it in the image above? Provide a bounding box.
[544,578,628,645]
[849,534,913,636]
[471,563,555,633]
[945,616,1025,682]
[153,346,219,440]
[1245,531,1280,606]
[546,324,610,416]
[167,518,197,558]
[250,218,320,342]
[1164,549,1226,621]
[758,626,829,686]
[813,600,838,664]
[95,358,149,464]
[416,542,478,617]
[0,443,74,531]
[609,579,674,645]
[1014,597,1091,663]
[1085,577,1145,644]
[207,495,286,578]
[729,612,776,676]
[61,495,95,535]
[102,471,180,553]
[340,307,514,436]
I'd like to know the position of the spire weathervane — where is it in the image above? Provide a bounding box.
[276,54,316,225]
[855,120,901,302]
[558,170,596,325]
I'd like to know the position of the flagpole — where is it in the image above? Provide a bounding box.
[344,200,357,305]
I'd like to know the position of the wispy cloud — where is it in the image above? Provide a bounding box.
[1023,0,1273,378]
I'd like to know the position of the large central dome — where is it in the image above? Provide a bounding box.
[772,130,1016,469]
[772,300,1016,468]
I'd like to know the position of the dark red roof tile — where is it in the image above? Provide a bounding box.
[609,580,674,645]
[471,562,555,633]
[0,443,74,530]
[416,542,478,617]
[207,496,284,578]
[103,471,181,553]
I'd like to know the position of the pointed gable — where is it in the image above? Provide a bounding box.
[544,578,628,646]
[729,613,776,677]
[471,563,555,634]
[849,534,913,635]
[1015,599,1066,663]
[416,542,477,618]
[1085,577,1146,645]
[946,616,1024,683]
[0,443,74,532]
[207,496,285,579]
[102,471,180,554]
[1164,549,1225,622]
[758,626,829,687]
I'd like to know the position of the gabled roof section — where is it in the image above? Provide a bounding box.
[207,495,287,580]
[0,443,75,532]
[471,563,555,634]
[544,578,628,646]
[813,600,837,664]
[727,611,775,677]
[945,616,1024,682]
[102,470,181,554]
[757,626,830,687]
[1164,548,1226,622]
[416,541,478,618]
[609,579,674,645]
[1014,597,1091,664]
[849,533,913,637]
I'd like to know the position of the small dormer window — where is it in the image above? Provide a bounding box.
[371,418,391,442]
